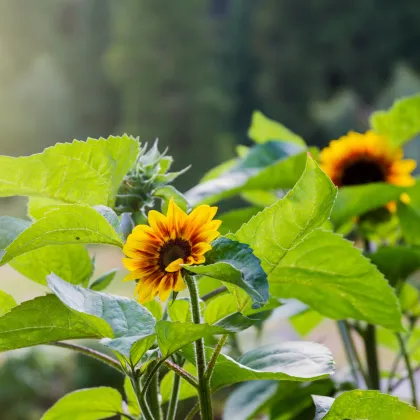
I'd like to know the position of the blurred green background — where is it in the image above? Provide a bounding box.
[1,0,420,418]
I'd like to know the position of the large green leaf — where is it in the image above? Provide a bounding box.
[290,308,324,337]
[185,142,307,206]
[41,387,123,420]
[232,157,402,330]
[398,202,420,245]
[10,245,92,285]
[369,245,420,286]
[248,110,306,146]
[0,204,123,264]
[331,183,407,226]
[155,320,228,358]
[0,135,139,206]
[269,229,403,330]
[183,341,334,390]
[0,295,111,352]
[315,390,420,420]
[370,94,420,147]
[47,274,156,361]
[183,237,268,309]
[0,290,16,316]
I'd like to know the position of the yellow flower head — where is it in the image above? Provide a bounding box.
[320,130,416,188]
[123,199,221,303]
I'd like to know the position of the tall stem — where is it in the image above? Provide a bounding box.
[143,361,162,420]
[184,274,213,420]
[165,364,182,420]
[364,324,380,390]
[396,332,418,408]
[130,372,154,420]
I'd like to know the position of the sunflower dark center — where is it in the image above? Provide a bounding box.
[341,159,385,186]
[159,238,192,270]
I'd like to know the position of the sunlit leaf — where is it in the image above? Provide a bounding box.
[0,135,139,206]
[218,207,261,235]
[124,377,141,417]
[90,269,118,291]
[0,216,31,250]
[371,94,420,146]
[315,390,420,420]
[0,204,123,265]
[248,110,306,146]
[290,308,324,337]
[47,274,156,362]
[41,387,123,420]
[0,290,16,316]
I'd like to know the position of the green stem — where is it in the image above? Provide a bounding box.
[144,361,162,420]
[396,332,418,408]
[205,334,228,381]
[200,286,227,302]
[48,342,124,374]
[364,324,381,390]
[165,363,182,420]
[184,273,213,420]
[185,403,200,420]
[163,359,198,388]
[130,372,154,420]
[337,321,362,387]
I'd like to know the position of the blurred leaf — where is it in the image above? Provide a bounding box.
[185,142,307,206]
[0,135,139,206]
[124,377,141,417]
[41,387,123,420]
[183,237,268,309]
[240,190,279,207]
[154,185,189,213]
[313,395,334,420]
[290,309,324,337]
[0,290,16,316]
[0,216,31,250]
[10,245,92,286]
[369,246,420,286]
[144,300,163,321]
[371,94,420,146]
[223,381,278,420]
[168,299,191,323]
[248,110,306,146]
[0,295,111,351]
[399,283,420,315]
[398,202,420,245]
[155,320,227,358]
[200,158,237,183]
[160,362,197,403]
[0,204,123,265]
[213,312,256,332]
[47,274,156,362]
[90,269,118,291]
[331,183,406,226]
[218,207,261,235]
[183,342,334,390]
[317,390,420,420]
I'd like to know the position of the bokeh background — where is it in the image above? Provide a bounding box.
[1,0,420,418]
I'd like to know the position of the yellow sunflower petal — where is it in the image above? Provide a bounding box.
[148,210,170,239]
[165,257,184,273]
[192,242,212,256]
[173,271,186,292]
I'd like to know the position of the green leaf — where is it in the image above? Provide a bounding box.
[0,135,139,206]
[331,183,407,226]
[369,246,420,286]
[0,295,111,352]
[183,341,334,390]
[398,202,420,245]
[183,237,268,309]
[10,245,92,286]
[218,207,260,235]
[47,274,156,361]
[290,309,324,337]
[223,381,278,420]
[154,185,189,213]
[155,320,228,358]
[94,205,123,238]
[160,362,197,403]
[317,390,420,420]
[27,197,64,219]
[144,300,163,321]
[90,269,118,291]
[248,110,306,146]
[269,229,403,331]
[232,157,402,330]
[0,290,16,316]
[313,395,334,420]
[185,142,308,206]
[41,387,123,420]
[0,216,31,250]
[0,204,124,264]
[200,158,237,183]
[124,377,141,417]
[370,94,420,147]
[399,283,420,315]
[167,299,192,323]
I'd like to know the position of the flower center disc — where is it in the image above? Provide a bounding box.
[159,239,192,270]
[341,159,385,186]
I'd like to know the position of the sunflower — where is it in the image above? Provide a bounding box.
[320,130,416,189]
[123,199,221,303]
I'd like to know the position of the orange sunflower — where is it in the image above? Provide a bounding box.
[123,199,221,303]
[320,130,416,189]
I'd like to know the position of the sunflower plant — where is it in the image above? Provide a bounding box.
[0,98,419,420]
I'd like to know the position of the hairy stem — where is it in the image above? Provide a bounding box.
[364,324,381,390]
[200,286,227,302]
[185,273,213,420]
[144,360,162,420]
[164,359,198,388]
[396,332,418,407]
[205,334,228,381]
[165,364,182,420]
[130,372,154,420]
[47,342,124,374]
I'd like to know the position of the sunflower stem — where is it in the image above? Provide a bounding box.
[165,361,182,420]
[143,360,162,420]
[131,370,154,420]
[184,273,213,420]
[205,334,228,381]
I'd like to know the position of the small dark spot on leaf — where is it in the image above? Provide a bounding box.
[75,237,80,240]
